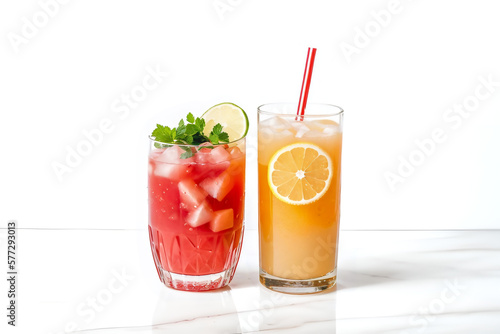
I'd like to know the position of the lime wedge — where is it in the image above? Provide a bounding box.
[202,103,249,142]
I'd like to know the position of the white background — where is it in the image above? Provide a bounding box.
[1,0,499,231]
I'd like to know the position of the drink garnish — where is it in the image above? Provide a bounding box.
[268,142,332,205]
[151,112,229,159]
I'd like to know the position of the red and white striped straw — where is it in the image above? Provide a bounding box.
[296,47,317,121]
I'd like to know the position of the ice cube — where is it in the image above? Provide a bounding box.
[228,146,243,159]
[195,148,212,164]
[154,162,194,181]
[259,116,291,132]
[280,129,295,140]
[289,120,304,128]
[258,127,275,145]
[209,146,231,164]
[157,146,195,164]
[322,126,339,136]
[156,146,182,163]
[295,120,340,138]
[306,120,338,131]
[294,124,311,138]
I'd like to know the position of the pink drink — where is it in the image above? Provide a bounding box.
[148,140,245,291]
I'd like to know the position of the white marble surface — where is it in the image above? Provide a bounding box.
[2,228,500,334]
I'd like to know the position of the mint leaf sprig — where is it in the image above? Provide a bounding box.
[208,123,229,144]
[151,112,230,158]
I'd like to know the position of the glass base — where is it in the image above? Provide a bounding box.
[159,266,238,291]
[259,268,337,294]
[149,226,244,292]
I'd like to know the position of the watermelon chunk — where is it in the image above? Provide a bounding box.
[186,201,213,228]
[178,178,207,210]
[209,209,234,232]
[199,171,234,201]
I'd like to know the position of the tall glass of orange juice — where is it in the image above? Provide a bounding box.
[258,103,343,294]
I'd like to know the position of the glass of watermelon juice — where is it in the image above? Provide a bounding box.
[148,137,246,291]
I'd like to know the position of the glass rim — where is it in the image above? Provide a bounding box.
[148,135,246,148]
[257,102,344,118]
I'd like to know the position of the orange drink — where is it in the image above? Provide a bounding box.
[258,103,343,293]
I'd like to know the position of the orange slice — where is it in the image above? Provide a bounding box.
[267,143,332,205]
